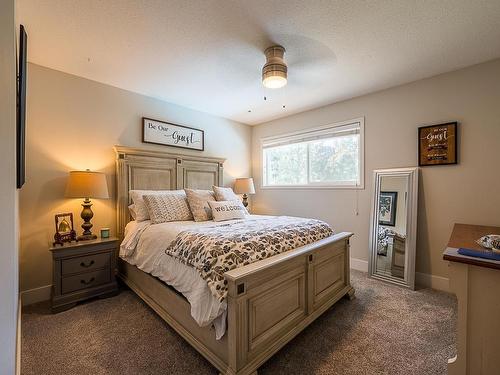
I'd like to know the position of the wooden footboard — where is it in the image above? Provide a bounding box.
[118,232,353,375]
[223,231,354,375]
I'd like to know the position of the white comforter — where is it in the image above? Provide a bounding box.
[120,215,268,339]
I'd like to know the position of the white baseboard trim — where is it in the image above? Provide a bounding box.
[415,272,449,292]
[350,257,369,272]
[351,258,368,272]
[20,284,52,306]
[350,257,449,292]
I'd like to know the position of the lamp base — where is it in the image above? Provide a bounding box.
[79,198,97,241]
[242,193,249,207]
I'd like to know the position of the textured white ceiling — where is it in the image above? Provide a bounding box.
[17,0,500,125]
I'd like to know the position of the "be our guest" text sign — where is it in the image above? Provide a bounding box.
[142,117,204,151]
[418,122,458,166]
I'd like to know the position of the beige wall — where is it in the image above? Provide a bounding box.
[252,59,500,280]
[21,59,500,294]
[0,0,19,372]
[20,63,251,293]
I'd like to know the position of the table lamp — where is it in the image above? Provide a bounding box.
[65,170,109,241]
[233,177,255,208]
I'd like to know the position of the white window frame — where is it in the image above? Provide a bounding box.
[260,117,365,190]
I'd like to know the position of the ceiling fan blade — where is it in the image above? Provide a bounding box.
[289,63,337,86]
[272,33,337,66]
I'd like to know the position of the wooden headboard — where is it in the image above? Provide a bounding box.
[114,146,225,238]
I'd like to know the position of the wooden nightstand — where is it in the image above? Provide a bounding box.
[50,237,119,313]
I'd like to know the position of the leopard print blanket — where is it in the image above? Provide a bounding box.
[165,216,333,302]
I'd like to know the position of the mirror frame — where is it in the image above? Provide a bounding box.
[368,167,419,289]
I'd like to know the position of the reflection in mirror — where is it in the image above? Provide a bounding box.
[369,168,418,289]
[376,177,407,279]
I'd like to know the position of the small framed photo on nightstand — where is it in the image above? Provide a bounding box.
[53,213,77,246]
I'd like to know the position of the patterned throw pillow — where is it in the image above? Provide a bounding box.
[129,190,185,221]
[208,200,248,222]
[142,193,193,224]
[184,189,216,222]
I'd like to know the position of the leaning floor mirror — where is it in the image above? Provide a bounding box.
[369,167,419,289]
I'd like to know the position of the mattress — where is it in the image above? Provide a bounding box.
[120,215,269,339]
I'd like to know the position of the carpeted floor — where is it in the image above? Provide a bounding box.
[22,270,456,375]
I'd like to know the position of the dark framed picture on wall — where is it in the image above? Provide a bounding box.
[418,122,458,166]
[378,191,398,227]
[142,117,204,151]
[17,25,28,189]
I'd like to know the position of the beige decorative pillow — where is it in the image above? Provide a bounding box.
[129,190,184,221]
[208,200,248,222]
[143,193,193,224]
[213,185,248,213]
[185,189,216,222]
[212,186,240,201]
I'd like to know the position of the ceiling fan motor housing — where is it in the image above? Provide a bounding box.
[262,45,287,87]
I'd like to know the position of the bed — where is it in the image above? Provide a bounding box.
[114,146,355,375]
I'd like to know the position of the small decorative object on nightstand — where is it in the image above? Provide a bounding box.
[492,239,500,254]
[65,170,109,241]
[234,177,255,208]
[53,212,77,246]
[50,237,119,312]
[100,227,110,238]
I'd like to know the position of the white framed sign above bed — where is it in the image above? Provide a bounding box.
[142,117,204,151]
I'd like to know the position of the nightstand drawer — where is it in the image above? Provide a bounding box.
[61,252,111,275]
[61,269,111,294]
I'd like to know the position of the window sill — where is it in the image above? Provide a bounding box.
[260,185,365,190]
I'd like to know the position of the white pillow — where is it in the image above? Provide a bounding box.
[129,190,185,221]
[143,193,193,224]
[208,200,247,222]
[128,204,137,220]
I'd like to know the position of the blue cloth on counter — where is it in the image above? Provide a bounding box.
[457,248,500,261]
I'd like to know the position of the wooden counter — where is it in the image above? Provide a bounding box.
[443,223,500,375]
[443,223,500,270]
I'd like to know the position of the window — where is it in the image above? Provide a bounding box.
[262,118,364,188]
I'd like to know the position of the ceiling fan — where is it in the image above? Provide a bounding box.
[215,34,337,91]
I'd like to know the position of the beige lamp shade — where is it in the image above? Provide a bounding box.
[65,170,109,199]
[234,178,255,195]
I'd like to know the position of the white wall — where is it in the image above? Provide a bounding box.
[20,64,252,297]
[252,59,500,281]
[0,0,19,373]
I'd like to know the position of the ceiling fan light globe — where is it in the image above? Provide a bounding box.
[262,45,288,89]
[263,75,287,89]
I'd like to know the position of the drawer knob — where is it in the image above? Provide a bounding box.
[80,260,95,268]
[80,277,95,285]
